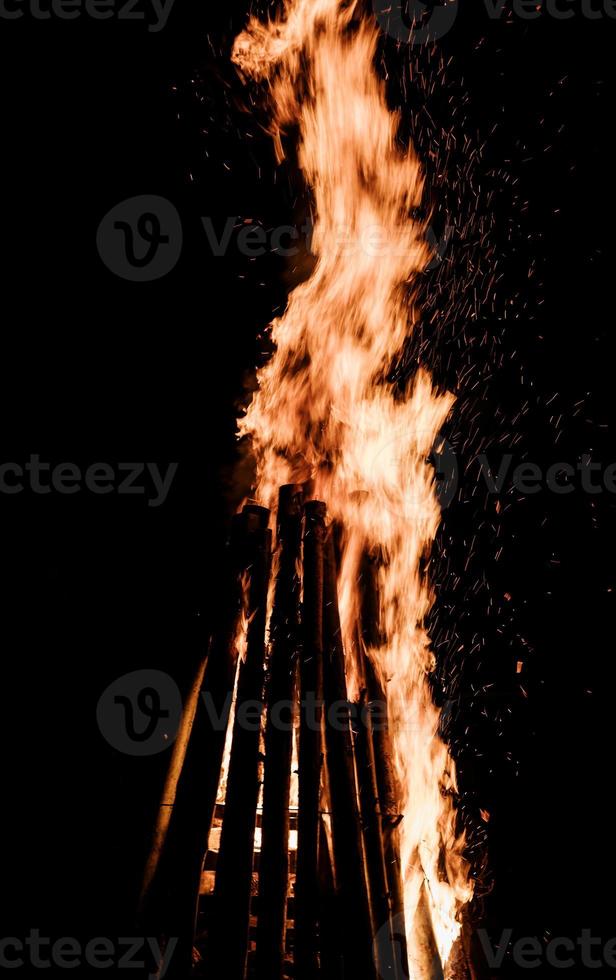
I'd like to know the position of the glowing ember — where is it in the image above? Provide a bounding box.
[232,0,473,973]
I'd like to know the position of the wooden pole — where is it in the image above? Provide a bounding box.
[317,814,342,980]
[322,527,377,980]
[154,510,250,979]
[295,499,326,980]
[138,652,208,919]
[357,550,410,980]
[208,504,272,980]
[256,485,303,980]
[354,690,397,980]
[413,883,445,980]
[363,655,407,956]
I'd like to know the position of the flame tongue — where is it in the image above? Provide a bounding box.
[232,1,473,972]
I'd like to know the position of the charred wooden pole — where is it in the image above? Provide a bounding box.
[255,485,303,980]
[455,906,491,980]
[138,651,208,920]
[295,500,326,980]
[322,527,377,980]
[354,690,396,979]
[359,550,409,980]
[208,504,272,980]
[363,654,407,946]
[153,510,250,979]
[317,813,342,980]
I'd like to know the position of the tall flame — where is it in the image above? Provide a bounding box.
[232,0,473,972]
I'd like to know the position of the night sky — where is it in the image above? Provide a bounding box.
[1,0,615,976]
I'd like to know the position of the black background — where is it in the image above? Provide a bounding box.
[1,0,615,976]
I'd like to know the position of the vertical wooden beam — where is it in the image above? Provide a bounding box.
[359,551,408,980]
[322,527,377,980]
[295,500,326,980]
[256,485,303,980]
[138,652,208,919]
[363,655,407,967]
[153,510,249,980]
[354,690,396,980]
[413,884,445,980]
[208,504,272,980]
[317,814,342,980]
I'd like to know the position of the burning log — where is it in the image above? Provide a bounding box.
[445,907,490,980]
[317,812,343,980]
[353,689,397,980]
[208,504,272,980]
[295,499,326,980]
[256,485,303,980]
[138,651,208,921]
[413,883,445,980]
[149,509,251,979]
[359,551,409,978]
[322,526,377,980]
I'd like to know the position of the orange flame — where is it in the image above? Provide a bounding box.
[232,0,472,971]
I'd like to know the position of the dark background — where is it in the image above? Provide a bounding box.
[1,0,615,975]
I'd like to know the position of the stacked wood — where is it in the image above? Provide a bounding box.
[140,490,458,980]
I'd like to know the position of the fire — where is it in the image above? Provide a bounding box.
[216,576,250,805]
[232,0,473,974]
